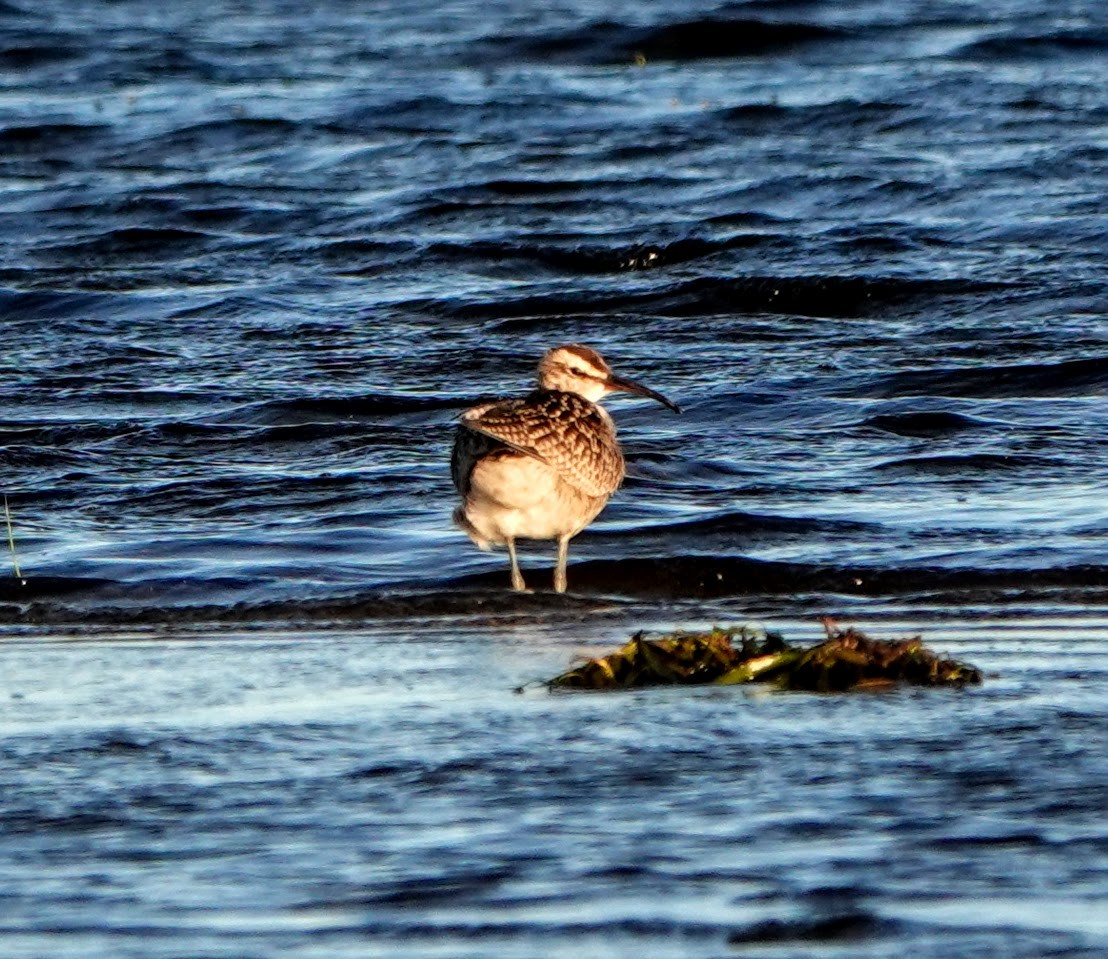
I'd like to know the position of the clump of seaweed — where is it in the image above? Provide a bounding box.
[777,617,983,691]
[548,626,791,690]
[546,619,982,692]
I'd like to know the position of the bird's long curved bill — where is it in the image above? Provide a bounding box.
[606,374,682,413]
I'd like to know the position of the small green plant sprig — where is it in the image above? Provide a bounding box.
[4,495,24,583]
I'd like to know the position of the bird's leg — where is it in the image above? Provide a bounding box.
[507,538,527,592]
[554,535,570,593]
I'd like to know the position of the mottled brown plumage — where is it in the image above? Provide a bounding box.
[455,390,624,498]
[451,344,679,593]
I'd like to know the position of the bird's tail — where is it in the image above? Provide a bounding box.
[453,506,493,551]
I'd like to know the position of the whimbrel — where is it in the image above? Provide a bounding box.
[451,344,680,592]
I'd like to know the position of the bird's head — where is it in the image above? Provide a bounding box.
[537,344,681,412]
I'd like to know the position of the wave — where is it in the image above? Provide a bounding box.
[0,576,113,603]
[74,45,288,86]
[331,96,468,134]
[0,288,121,321]
[0,42,83,69]
[312,238,416,264]
[873,453,1053,475]
[5,560,1108,624]
[0,2,39,17]
[426,237,734,274]
[860,411,992,436]
[865,356,1108,399]
[123,117,325,160]
[221,393,465,425]
[471,17,846,65]
[438,274,1009,322]
[591,510,874,540]
[22,418,242,444]
[451,557,1108,601]
[728,910,890,946]
[39,227,217,263]
[631,18,845,61]
[0,445,108,469]
[0,122,109,152]
[420,174,692,208]
[722,99,913,135]
[960,28,1108,61]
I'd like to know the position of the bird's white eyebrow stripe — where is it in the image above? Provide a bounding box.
[562,344,606,368]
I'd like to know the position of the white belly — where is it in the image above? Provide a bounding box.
[456,453,609,548]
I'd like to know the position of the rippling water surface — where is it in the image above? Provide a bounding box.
[1,0,1107,955]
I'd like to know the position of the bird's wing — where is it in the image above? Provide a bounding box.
[458,391,624,498]
[451,416,513,494]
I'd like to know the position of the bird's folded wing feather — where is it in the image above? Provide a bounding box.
[458,392,624,498]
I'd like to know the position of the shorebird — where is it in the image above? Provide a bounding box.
[451,344,680,593]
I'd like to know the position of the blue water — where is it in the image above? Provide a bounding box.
[2,615,1107,957]
[1,0,1107,955]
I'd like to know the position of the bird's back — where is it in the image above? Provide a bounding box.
[452,390,625,499]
